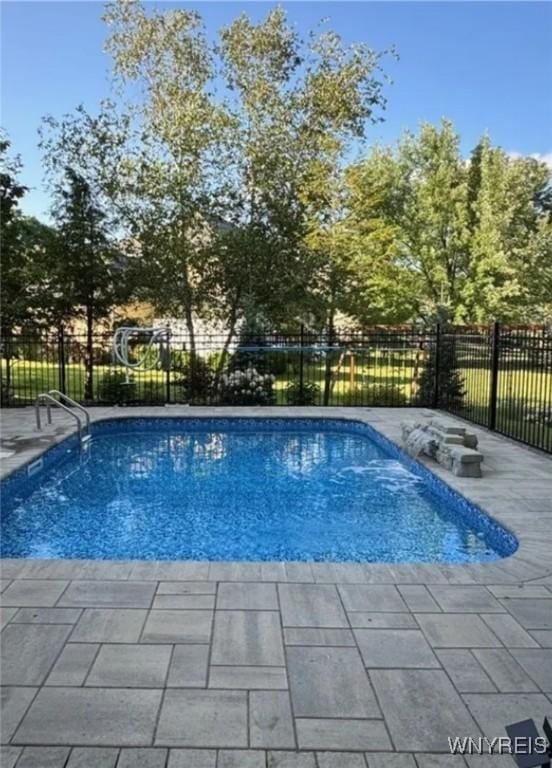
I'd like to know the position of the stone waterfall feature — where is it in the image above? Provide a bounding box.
[402,418,483,478]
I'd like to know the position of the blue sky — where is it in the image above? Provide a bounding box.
[2,1,551,221]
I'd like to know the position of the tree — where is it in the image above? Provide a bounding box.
[462,141,552,322]
[342,122,471,323]
[40,3,389,350]
[216,9,389,329]
[340,151,423,324]
[1,138,29,401]
[101,1,231,355]
[1,138,31,336]
[52,2,388,350]
[345,121,552,324]
[48,168,126,400]
[0,139,58,401]
[416,310,465,410]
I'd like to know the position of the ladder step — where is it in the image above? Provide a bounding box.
[27,458,44,477]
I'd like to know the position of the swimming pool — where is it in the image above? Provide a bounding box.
[0,417,517,563]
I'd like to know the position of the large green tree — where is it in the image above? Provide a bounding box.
[216,9,389,329]
[42,2,389,353]
[344,121,552,324]
[1,138,32,401]
[1,138,32,336]
[463,137,552,321]
[47,168,126,400]
[0,138,58,400]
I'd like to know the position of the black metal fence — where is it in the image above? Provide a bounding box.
[1,324,551,452]
[443,324,552,453]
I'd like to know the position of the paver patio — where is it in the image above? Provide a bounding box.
[1,406,551,766]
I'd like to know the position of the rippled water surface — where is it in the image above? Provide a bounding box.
[1,419,514,562]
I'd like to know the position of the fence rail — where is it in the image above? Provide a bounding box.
[1,324,551,453]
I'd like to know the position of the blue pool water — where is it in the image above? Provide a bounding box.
[0,418,516,563]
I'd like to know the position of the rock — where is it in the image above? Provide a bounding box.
[428,427,464,445]
[403,420,483,477]
[429,418,466,436]
[449,446,483,477]
[464,432,478,449]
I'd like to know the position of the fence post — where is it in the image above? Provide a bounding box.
[165,352,171,404]
[58,325,66,395]
[489,321,500,431]
[323,320,335,407]
[432,323,441,408]
[299,324,305,404]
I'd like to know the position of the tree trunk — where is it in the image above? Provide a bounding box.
[84,305,94,402]
[181,262,196,357]
[323,308,335,406]
[215,292,241,381]
[184,305,196,357]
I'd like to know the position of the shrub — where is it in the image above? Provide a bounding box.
[94,346,115,366]
[230,347,263,374]
[416,335,465,409]
[342,384,408,408]
[141,381,165,404]
[98,370,137,404]
[176,355,215,403]
[365,384,408,406]
[170,349,189,371]
[285,380,320,406]
[206,351,230,373]
[217,368,275,405]
[0,378,15,406]
[341,386,366,406]
[339,384,408,406]
[263,351,288,376]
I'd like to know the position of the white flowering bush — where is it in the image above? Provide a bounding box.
[217,367,276,405]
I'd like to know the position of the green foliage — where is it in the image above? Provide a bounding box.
[0,378,15,407]
[48,169,125,322]
[217,368,275,405]
[285,380,320,406]
[342,384,408,406]
[176,356,215,403]
[5,0,551,335]
[43,168,128,398]
[0,139,55,335]
[264,352,289,376]
[345,121,552,325]
[170,349,190,371]
[366,384,408,406]
[416,330,466,410]
[206,351,231,372]
[98,370,137,404]
[1,138,28,333]
[230,315,271,374]
[141,381,165,404]
[462,138,552,322]
[38,2,390,352]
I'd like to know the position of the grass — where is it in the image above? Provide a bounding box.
[3,355,551,451]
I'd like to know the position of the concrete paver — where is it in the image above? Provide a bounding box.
[2,406,551,761]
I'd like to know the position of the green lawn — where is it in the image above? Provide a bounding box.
[3,355,550,450]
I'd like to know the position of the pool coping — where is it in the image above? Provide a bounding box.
[1,405,551,584]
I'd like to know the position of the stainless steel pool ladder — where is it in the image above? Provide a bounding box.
[35,391,91,447]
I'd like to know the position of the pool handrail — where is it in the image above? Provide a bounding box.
[47,390,90,432]
[34,392,90,446]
